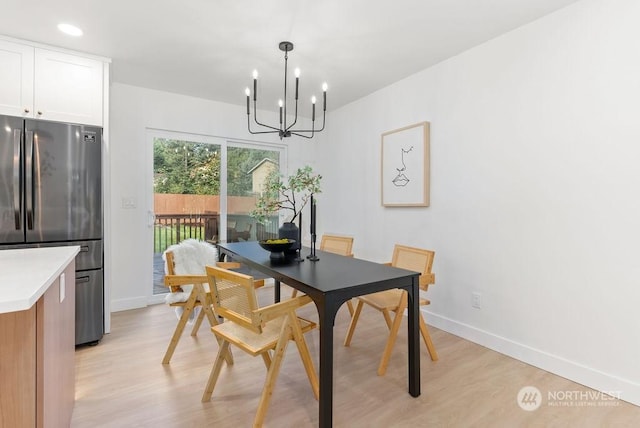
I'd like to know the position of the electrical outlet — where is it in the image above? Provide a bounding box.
[471,292,482,309]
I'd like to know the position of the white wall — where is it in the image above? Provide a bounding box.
[316,0,640,405]
[108,83,315,311]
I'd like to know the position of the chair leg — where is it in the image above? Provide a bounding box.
[162,290,199,364]
[419,314,439,361]
[198,286,234,366]
[290,314,319,400]
[377,293,407,376]
[202,340,230,402]
[346,299,354,316]
[382,309,394,330]
[261,351,272,369]
[191,306,206,336]
[254,321,291,428]
[343,300,364,346]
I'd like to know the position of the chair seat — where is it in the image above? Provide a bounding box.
[358,289,430,311]
[212,317,316,356]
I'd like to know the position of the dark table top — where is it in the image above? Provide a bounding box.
[218,241,420,299]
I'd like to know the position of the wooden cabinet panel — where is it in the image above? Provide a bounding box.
[0,261,75,428]
[0,305,37,427]
[36,261,76,428]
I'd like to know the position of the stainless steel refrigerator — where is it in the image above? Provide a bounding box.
[0,114,103,345]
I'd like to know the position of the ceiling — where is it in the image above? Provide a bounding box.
[1,0,581,112]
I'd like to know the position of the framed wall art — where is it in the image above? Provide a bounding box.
[381,121,430,207]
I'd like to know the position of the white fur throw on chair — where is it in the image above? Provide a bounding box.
[162,239,218,309]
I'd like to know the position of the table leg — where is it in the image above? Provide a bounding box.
[316,298,340,428]
[274,279,281,303]
[407,276,421,397]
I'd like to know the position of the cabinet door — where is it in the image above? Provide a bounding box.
[34,49,103,126]
[0,39,34,117]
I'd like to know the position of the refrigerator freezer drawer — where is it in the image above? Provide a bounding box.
[75,269,103,345]
[75,240,102,271]
[36,240,102,271]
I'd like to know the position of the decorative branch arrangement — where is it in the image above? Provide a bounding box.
[251,166,322,224]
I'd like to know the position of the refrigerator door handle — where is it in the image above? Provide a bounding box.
[13,128,22,230]
[25,130,34,230]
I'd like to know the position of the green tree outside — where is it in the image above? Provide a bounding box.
[153,138,279,195]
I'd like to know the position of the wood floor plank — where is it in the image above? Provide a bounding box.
[71,285,640,427]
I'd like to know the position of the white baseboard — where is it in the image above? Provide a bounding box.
[423,309,640,407]
[111,296,148,312]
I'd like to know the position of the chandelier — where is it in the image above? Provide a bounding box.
[245,41,327,140]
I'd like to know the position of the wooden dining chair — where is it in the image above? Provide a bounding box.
[291,234,355,315]
[343,244,437,375]
[161,239,264,364]
[202,266,319,428]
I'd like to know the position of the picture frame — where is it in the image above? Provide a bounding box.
[381,121,430,207]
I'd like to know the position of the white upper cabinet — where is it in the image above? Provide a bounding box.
[0,39,34,118]
[34,49,104,126]
[0,38,105,126]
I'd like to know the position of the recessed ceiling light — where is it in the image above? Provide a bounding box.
[57,23,83,37]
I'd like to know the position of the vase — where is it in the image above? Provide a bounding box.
[278,222,301,254]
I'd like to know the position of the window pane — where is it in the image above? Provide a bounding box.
[226,146,280,242]
[153,138,221,295]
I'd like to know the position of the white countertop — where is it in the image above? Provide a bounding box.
[0,246,80,314]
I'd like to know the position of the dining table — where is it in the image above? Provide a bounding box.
[217,241,422,428]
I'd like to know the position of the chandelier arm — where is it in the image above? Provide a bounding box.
[247,113,281,135]
[284,98,299,132]
[252,100,281,132]
[284,109,326,134]
[290,131,314,139]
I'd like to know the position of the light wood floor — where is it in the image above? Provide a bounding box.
[71,285,640,427]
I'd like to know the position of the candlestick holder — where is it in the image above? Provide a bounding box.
[307,194,319,261]
[308,233,319,261]
[294,213,304,262]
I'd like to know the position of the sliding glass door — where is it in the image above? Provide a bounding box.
[149,131,284,298]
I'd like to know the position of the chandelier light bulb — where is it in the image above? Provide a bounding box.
[322,83,328,92]
[245,87,250,96]
[295,68,301,78]
[252,70,258,79]
[311,96,317,104]
[278,99,283,107]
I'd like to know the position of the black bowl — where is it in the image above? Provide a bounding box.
[258,239,296,253]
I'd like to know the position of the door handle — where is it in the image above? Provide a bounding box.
[25,131,34,230]
[76,276,91,284]
[13,129,21,230]
[148,211,156,228]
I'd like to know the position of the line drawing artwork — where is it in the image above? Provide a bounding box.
[381,121,429,206]
[392,146,413,187]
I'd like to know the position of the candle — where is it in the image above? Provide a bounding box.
[322,82,328,112]
[252,70,258,101]
[245,87,250,115]
[311,195,316,235]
